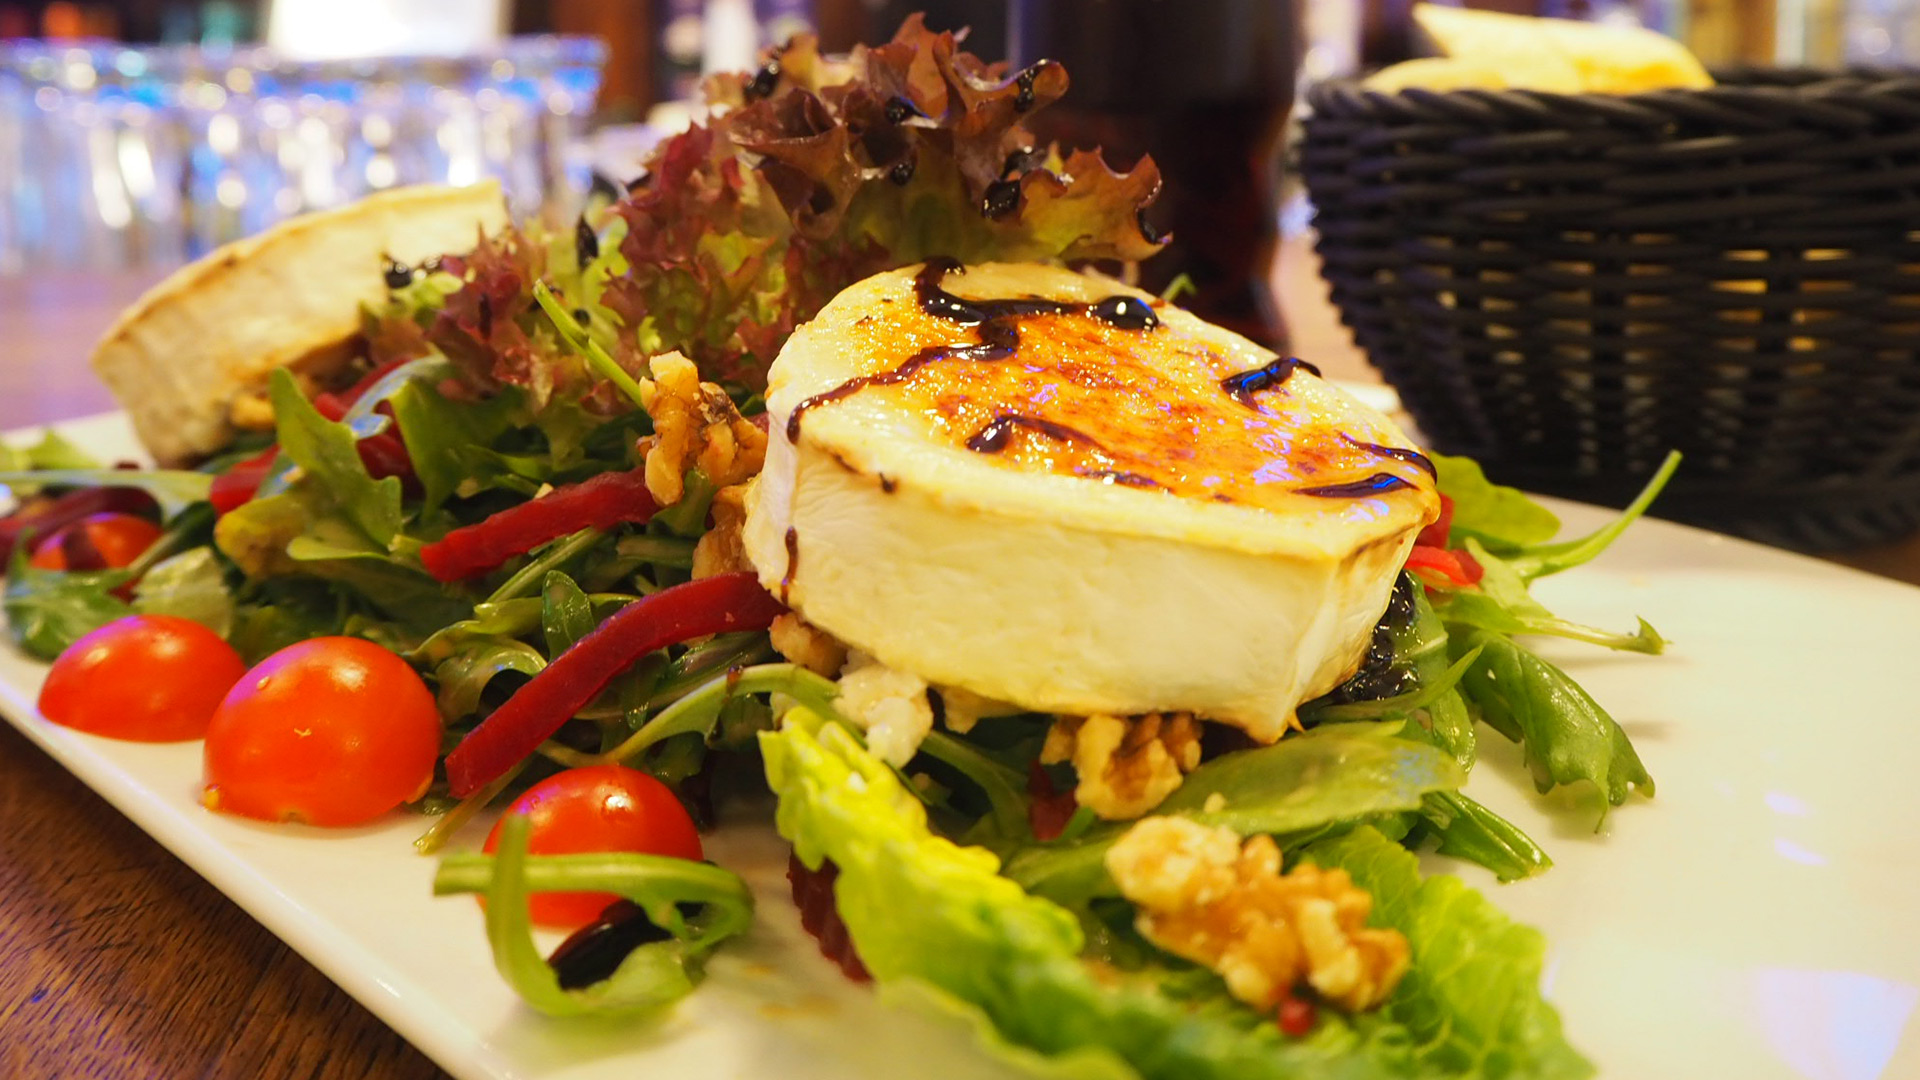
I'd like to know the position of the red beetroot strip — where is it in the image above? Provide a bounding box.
[443,571,786,796]
[419,468,660,582]
[787,854,871,982]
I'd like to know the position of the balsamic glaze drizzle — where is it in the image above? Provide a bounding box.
[965,413,1099,454]
[780,261,1422,504]
[1219,357,1322,409]
[781,527,800,603]
[1341,434,1436,478]
[784,258,1157,441]
[1088,295,1159,331]
[1297,473,1416,498]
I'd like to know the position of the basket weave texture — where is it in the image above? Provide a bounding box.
[1300,70,1920,551]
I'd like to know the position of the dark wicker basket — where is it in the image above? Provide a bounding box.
[1299,69,1920,551]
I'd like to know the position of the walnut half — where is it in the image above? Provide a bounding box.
[1040,712,1201,820]
[635,351,767,506]
[1106,817,1410,1014]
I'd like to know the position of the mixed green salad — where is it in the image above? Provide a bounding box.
[0,19,1674,1080]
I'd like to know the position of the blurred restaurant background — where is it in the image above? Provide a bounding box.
[3,0,1916,277]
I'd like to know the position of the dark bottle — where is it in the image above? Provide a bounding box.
[1010,0,1300,351]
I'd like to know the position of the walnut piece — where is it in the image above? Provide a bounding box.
[1106,817,1410,1014]
[636,351,767,506]
[768,612,847,677]
[691,483,754,579]
[1040,712,1201,820]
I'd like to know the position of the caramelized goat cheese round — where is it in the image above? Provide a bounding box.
[744,261,1439,741]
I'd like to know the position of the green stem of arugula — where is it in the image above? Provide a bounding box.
[562,633,773,722]
[532,280,649,411]
[124,502,216,579]
[1510,450,1681,580]
[414,758,529,855]
[484,527,604,605]
[538,664,840,769]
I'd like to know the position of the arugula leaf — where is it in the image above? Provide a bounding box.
[214,489,316,579]
[1436,540,1665,655]
[1002,725,1464,907]
[919,728,1033,843]
[1398,581,1477,767]
[132,548,235,637]
[3,549,130,659]
[1417,791,1552,883]
[541,571,595,656]
[0,469,212,519]
[485,528,607,604]
[226,578,347,663]
[435,639,547,720]
[1506,451,1680,581]
[533,280,649,410]
[1303,645,1482,725]
[1431,453,1560,550]
[387,369,525,513]
[293,553,472,641]
[1302,827,1592,1078]
[1452,629,1654,823]
[267,367,403,548]
[433,813,754,1016]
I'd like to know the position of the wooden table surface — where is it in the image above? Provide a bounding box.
[2,236,1918,1080]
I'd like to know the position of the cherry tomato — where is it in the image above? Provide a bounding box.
[28,512,163,571]
[484,765,703,930]
[202,637,441,827]
[37,615,247,742]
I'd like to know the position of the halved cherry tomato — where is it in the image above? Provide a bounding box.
[28,512,162,571]
[483,764,703,930]
[38,615,248,742]
[202,637,441,827]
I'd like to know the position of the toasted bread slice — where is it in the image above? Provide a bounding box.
[90,183,509,465]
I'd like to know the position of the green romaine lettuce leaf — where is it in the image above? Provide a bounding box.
[1302,828,1590,1077]
[764,708,1400,1080]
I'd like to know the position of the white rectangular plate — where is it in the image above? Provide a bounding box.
[4,413,1919,1079]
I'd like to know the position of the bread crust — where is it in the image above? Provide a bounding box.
[89,183,510,465]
